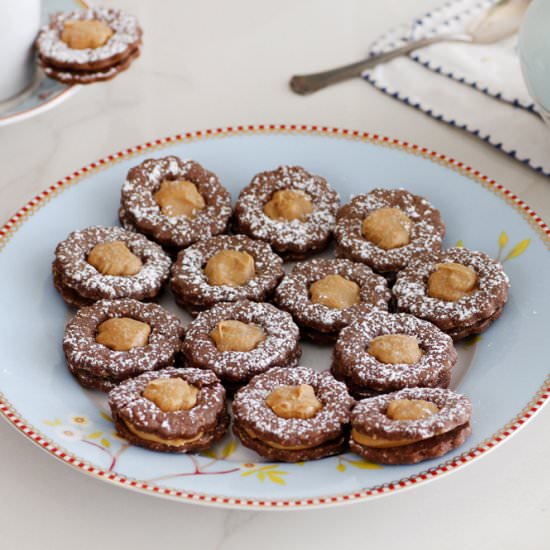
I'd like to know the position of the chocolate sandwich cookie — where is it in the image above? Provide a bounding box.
[274,258,391,344]
[233,165,340,260]
[109,367,228,453]
[334,188,445,281]
[170,234,284,315]
[393,247,510,340]
[53,225,172,307]
[120,157,232,254]
[232,367,354,462]
[182,300,301,392]
[63,298,183,392]
[42,47,140,85]
[36,7,142,85]
[350,387,472,464]
[331,311,457,399]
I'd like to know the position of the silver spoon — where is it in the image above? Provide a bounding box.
[290,0,531,96]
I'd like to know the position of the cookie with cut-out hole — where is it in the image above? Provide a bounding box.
[64,298,183,392]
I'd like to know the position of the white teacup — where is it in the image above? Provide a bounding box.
[0,0,42,102]
[519,0,550,126]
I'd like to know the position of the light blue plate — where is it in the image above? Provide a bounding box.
[0,0,83,127]
[1,126,548,509]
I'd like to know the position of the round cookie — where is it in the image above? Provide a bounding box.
[42,47,140,85]
[182,300,301,392]
[170,234,284,315]
[64,298,183,392]
[331,311,457,399]
[53,225,172,307]
[274,258,391,344]
[334,188,445,281]
[120,156,232,253]
[233,165,340,260]
[232,367,354,462]
[393,247,510,340]
[36,7,142,72]
[350,387,472,464]
[109,367,228,453]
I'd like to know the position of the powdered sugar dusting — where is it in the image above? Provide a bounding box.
[37,7,140,66]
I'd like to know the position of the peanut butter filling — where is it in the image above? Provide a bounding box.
[309,274,360,309]
[96,317,151,351]
[265,384,323,419]
[362,207,413,250]
[143,378,199,412]
[61,19,114,50]
[263,189,314,222]
[351,428,423,449]
[87,240,143,276]
[427,262,478,301]
[204,249,256,287]
[153,179,206,218]
[210,319,266,352]
[124,420,204,447]
[367,334,422,364]
[386,399,439,421]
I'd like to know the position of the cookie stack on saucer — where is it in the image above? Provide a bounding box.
[36,7,142,85]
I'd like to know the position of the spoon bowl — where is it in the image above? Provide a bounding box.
[468,0,531,43]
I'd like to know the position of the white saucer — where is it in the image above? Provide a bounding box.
[0,0,86,127]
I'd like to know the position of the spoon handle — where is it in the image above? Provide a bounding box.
[289,34,469,95]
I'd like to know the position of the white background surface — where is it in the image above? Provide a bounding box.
[1,1,549,548]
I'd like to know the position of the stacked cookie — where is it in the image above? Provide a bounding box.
[349,388,472,465]
[119,157,232,254]
[232,367,354,462]
[64,298,183,392]
[53,226,171,307]
[233,165,340,260]
[181,300,302,393]
[110,367,229,454]
[274,257,391,343]
[52,156,510,464]
[331,311,457,399]
[36,7,142,85]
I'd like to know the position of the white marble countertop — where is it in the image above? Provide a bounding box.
[1,0,549,548]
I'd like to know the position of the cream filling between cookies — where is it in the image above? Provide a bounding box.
[244,427,318,451]
[351,428,424,449]
[124,420,203,447]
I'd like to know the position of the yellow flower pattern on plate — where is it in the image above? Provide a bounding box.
[241,464,289,485]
